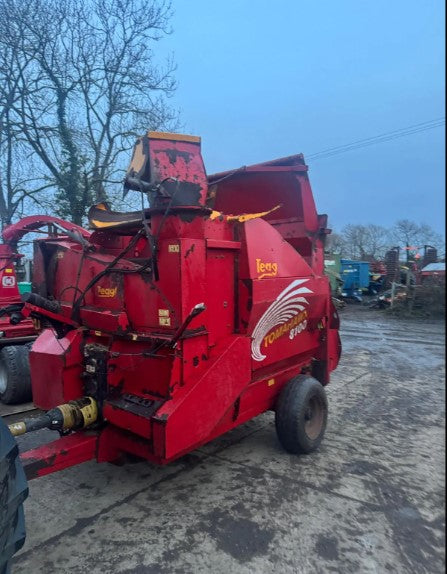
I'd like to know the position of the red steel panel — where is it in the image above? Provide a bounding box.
[21,433,97,480]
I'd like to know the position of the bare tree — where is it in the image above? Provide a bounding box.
[340,224,391,260]
[0,0,48,226]
[325,231,345,254]
[0,0,177,226]
[392,219,444,262]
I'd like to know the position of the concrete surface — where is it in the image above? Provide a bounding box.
[0,402,36,418]
[10,307,446,573]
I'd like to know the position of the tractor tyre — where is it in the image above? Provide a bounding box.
[275,376,328,454]
[0,345,32,405]
[0,417,28,573]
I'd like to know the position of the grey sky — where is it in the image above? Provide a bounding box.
[158,0,445,234]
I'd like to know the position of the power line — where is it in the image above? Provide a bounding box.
[309,122,445,161]
[306,117,445,161]
[307,117,444,157]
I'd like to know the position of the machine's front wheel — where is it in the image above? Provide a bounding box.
[275,376,328,454]
[0,345,32,405]
[0,416,28,572]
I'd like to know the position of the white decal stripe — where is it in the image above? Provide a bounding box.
[254,291,310,325]
[251,279,313,362]
[254,303,306,337]
[252,296,309,337]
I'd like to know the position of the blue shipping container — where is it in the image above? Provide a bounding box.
[340,259,370,298]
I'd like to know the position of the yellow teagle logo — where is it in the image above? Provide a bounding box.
[256,258,278,279]
[97,286,117,298]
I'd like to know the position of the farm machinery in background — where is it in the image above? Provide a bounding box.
[1,131,341,568]
[323,253,343,297]
[324,243,442,305]
[377,245,444,309]
[0,218,90,404]
[324,255,386,303]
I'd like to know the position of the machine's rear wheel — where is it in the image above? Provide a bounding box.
[0,345,32,405]
[275,375,328,454]
[0,417,28,572]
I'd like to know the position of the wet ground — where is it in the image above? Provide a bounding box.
[9,306,446,573]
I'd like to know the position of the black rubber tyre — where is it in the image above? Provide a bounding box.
[275,375,328,454]
[0,417,28,573]
[0,345,32,405]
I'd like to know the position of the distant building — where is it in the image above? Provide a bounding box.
[420,262,445,285]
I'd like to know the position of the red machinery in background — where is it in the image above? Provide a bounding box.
[6,132,341,478]
[0,217,90,403]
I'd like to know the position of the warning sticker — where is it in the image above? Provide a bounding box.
[2,276,16,288]
[158,309,171,327]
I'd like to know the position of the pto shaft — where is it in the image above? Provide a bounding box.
[8,397,98,437]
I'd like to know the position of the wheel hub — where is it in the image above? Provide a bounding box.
[0,361,7,394]
[304,396,324,440]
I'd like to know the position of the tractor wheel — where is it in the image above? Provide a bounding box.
[275,376,328,454]
[0,416,28,572]
[0,345,32,405]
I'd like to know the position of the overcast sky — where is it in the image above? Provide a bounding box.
[158,0,445,235]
